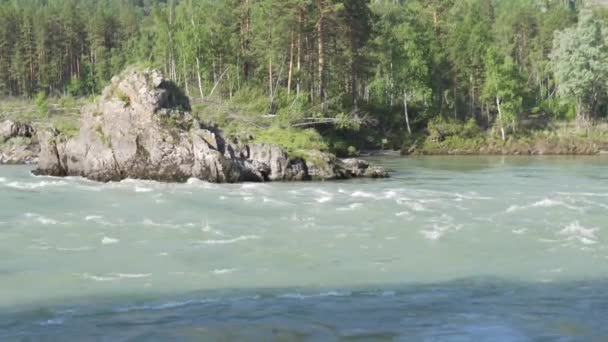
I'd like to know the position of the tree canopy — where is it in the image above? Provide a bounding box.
[0,0,606,138]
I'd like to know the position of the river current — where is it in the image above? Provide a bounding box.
[1,156,607,341]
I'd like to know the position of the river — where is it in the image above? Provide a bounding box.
[1,156,607,340]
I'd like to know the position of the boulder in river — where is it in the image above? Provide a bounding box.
[33,67,387,182]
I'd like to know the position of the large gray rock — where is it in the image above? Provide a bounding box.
[0,142,39,165]
[34,68,387,183]
[0,120,38,164]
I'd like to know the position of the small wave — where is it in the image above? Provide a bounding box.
[135,186,154,193]
[186,178,218,189]
[56,246,92,252]
[114,298,218,313]
[82,273,117,282]
[533,198,564,208]
[5,180,68,190]
[395,211,409,217]
[111,273,151,279]
[420,223,463,241]
[241,183,271,190]
[278,290,352,299]
[0,177,6,182]
[262,197,290,206]
[212,268,237,275]
[316,196,333,203]
[82,272,150,282]
[351,191,380,200]
[383,190,398,199]
[454,192,493,201]
[141,219,184,229]
[559,222,599,245]
[337,203,363,211]
[399,201,427,212]
[39,318,64,326]
[24,213,60,225]
[37,217,59,225]
[196,235,260,245]
[101,236,119,245]
[557,191,608,198]
[506,198,583,213]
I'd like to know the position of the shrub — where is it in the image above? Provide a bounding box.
[53,117,80,138]
[253,127,328,153]
[35,92,49,119]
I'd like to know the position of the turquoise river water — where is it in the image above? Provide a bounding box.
[1,156,607,341]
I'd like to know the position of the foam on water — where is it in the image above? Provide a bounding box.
[336,203,363,211]
[56,246,93,252]
[101,237,119,245]
[3,158,608,339]
[507,197,584,213]
[196,235,260,245]
[5,180,68,190]
[316,196,333,203]
[559,222,599,245]
[212,268,237,275]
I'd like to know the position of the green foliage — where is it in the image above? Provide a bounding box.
[536,98,576,120]
[117,91,131,107]
[95,125,111,147]
[52,117,80,138]
[0,0,604,152]
[427,117,482,141]
[550,9,608,122]
[35,92,48,119]
[252,127,328,153]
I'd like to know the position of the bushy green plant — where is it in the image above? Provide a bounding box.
[52,117,80,138]
[427,117,481,141]
[253,127,328,153]
[35,92,48,119]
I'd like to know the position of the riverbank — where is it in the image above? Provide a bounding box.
[3,95,608,165]
[3,119,608,165]
[403,120,608,156]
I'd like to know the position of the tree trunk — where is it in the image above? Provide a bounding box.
[268,55,273,107]
[196,57,204,100]
[296,10,303,96]
[496,95,506,141]
[287,31,294,95]
[317,0,327,111]
[182,62,189,96]
[241,0,252,80]
[404,91,411,135]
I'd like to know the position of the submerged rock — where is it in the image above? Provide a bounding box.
[33,68,387,183]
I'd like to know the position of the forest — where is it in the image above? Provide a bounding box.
[1,0,608,153]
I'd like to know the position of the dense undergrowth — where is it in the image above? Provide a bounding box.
[3,92,608,157]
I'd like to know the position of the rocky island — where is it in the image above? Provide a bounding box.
[32,68,387,183]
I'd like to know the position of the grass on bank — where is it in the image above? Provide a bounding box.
[408,117,608,155]
[3,92,608,156]
[0,96,82,138]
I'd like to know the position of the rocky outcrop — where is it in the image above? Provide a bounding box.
[0,142,39,164]
[33,68,387,183]
[1,120,35,142]
[0,120,38,164]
